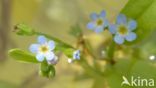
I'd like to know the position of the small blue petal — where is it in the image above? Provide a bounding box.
[128,20,137,31]
[125,32,137,41]
[100,10,106,17]
[95,26,103,33]
[109,24,117,34]
[116,14,127,24]
[48,41,55,50]
[45,52,55,61]
[29,44,39,53]
[47,56,58,65]
[38,36,47,44]
[114,34,124,44]
[90,13,98,20]
[103,19,109,27]
[36,53,44,62]
[87,22,96,30]
[73,50,80,60]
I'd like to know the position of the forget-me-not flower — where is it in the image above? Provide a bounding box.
[109,14,137,44]
[29,36,56,62]
[73,50,81,60]
[87,10,109,33]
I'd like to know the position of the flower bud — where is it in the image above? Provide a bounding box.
[48,56,59,65]
[13,23,35,36]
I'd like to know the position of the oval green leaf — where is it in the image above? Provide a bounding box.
[121,0,156,44]
[8,49,39,63]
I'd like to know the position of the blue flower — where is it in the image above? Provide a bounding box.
[109,14,137,44]
[73,50,81,60]
[87,10,109,33]
[29,36,56,62]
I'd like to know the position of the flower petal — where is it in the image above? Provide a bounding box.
[87,22,96,30]
[90,13,98,20]
[73,50,80,60]
[38,36,47,44]
[128,20,137,31]
[29,44,39,53]
[103,19,109,28]
[48,40,55,50]
[114,34,124,44]
[48,56,58,65]
[100,10,106,17]
[109,24,117,34]
[95,26,103,33]
[116,14,127,25]
[45,52,55,61]
[125,32,137,41]
[36,53,44,62]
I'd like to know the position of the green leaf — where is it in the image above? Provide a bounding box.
[121,0,156,43]
[106,72,128,88]
[48,65,55,78]
[130,60,156,80]
[9,49,39,63]
[121,0,154,19]
[39,61,49,77]
[40,61,55,78]
[106,59,156,88]
[40,60,49,72]
[114,59,135,75]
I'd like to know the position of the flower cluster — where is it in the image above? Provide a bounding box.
[87,10,137,44]
[29,36,81,64]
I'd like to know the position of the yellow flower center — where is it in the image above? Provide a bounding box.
[96,19,103,26]
[40,46,48,53]
[118,25,128,35]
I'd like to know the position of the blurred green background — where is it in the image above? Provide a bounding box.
[1,0,156,88]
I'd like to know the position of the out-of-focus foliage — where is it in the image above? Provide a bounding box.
[105,0,156,88]
[0,81,17,88]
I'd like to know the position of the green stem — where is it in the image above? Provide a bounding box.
[83,40,101,71]
[35,31,75,49]
[83,39,97,59]
[79,56,104,79]
[107,41,116,65]
[79,36,104,76]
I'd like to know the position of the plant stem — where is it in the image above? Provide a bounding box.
[79,56,105,79]
[35,31,75,49]
[107,41,116,65]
